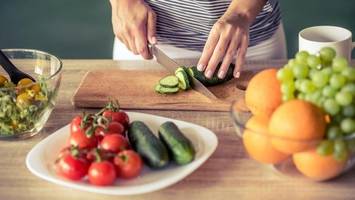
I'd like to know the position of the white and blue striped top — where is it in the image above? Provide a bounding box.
[146,0,281,51]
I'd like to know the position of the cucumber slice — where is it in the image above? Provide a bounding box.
[159,75,179,88]
[186,67,194,77]
[175,70,190,90]
[175,67,194,89]
[175,67,185,73]
[155,84,179,94]
[182,67,193,84]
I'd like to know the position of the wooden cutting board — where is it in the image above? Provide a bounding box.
[72,68,258,111]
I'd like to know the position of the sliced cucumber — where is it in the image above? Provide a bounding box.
[175,67,185,74]
[182,67,193,84]
[186,67,195,78]
[155,84,179,94]
[175,70,190,90]
[159,75,179,88]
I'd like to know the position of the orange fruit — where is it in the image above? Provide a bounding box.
[243,116,289,164]
[293,148,347,181]
[245,68,282,119]
[269,99,326,154]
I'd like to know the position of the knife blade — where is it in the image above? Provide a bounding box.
[150,44,218,100]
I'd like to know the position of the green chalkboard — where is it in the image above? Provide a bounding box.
[0,0,354,59]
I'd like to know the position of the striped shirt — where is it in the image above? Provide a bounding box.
[146,0,281,51]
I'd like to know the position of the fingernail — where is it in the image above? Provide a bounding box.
[218,70,225,79]
[197,64,204,71]
[151,36,157,44]
[205,70,213,78]
[234,71,240,78]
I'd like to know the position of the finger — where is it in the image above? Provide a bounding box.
[117,33,131,51]
[218,36,240,79]
[135,27,152,59]
[234,34,249,78]
[147,11,157,44]
[204,34,231,79]
[197,29,220,72]
[124,31,138,55]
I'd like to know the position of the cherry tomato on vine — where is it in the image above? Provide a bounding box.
[107,121,125,135]
[88,161,116,186]
[69,128,98,149]
[55,150,89,181]
[114,150,143,179]
[103,110,129,129]
[100,134,129,153]
[85,148,109,163]
[94,121,125,137]
[70,116,83,135]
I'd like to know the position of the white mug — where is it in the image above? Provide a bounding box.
[299,26,354,61]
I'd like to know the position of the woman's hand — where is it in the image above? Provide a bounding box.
[197,15,249,79]
[110,0,156,59]
[197,0,267,79]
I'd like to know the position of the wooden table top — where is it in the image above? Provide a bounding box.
[0,59,354,200]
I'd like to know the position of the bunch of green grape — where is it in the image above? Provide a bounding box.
[276,47,355,161]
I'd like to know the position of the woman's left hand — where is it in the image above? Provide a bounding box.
[197,14,250,79]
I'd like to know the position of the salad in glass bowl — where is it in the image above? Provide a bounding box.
[0,49,62,139]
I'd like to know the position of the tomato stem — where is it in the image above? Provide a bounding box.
[81,113,94,129]
[93,148,102,162]
[95,99,120,116]
[96,116,109,127]
[120,154,128,162]
[85,126,95,137]
[105,99,120,112]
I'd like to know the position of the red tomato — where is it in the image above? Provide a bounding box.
[103,111,129,128]
[94,126,106,136]
[107,122,125,135]
[114,150,143,179]
[70,116,83,135]
[88,161,116,186]
[56,152,89,181]
[69,129,98,149]
[100,134,129,153]
[69,115,97,149]
[94,122,125,136]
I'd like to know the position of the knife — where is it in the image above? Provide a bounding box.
[149,44,218,100]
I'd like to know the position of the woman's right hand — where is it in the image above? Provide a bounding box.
[110,0,156,59]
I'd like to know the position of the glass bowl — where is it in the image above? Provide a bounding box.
[0,49,62,139]
[230,96,355,181]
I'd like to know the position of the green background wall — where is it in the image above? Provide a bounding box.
[1,0,354,59]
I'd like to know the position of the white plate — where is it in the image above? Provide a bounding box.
[26,112,218,195]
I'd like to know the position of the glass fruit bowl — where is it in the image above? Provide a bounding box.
[230,97,355,181]
[0,49,62,139]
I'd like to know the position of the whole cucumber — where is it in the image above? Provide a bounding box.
[128,121,169,168]
[188,63,234,86]
[158,121,195,165]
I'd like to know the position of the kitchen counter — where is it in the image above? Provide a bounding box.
[0,59,354,200]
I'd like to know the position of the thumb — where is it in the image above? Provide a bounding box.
[147,11,157,44]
